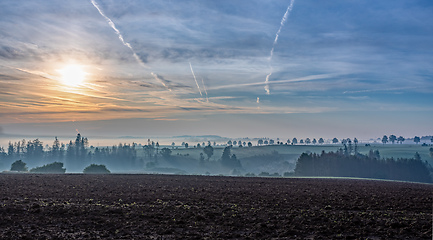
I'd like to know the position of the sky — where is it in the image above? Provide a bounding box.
[0,0,432,142]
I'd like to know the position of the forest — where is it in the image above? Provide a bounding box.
[294,149,433,183]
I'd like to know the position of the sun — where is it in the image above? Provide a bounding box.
[57,64,87,86]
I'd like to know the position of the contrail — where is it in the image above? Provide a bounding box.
[151,72,172,91]
[189,62,202,97]
[265,0,295,94]
[90,0,146,68]
[210,73,337,91]
[201,78,209,102]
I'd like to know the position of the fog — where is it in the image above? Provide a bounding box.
[0,133,432,183]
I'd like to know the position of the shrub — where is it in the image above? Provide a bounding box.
[10,160,28,172]
[30,162,66,173]
[83,164,110,174]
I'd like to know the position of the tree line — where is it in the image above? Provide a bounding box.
[294,149,433,183]
[0,133,139,172]
[227,135,433,147]
[380,135,433,144]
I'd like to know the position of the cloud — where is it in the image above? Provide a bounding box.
[90,0,148,68]
[189,62,202,97]
[0,0,432,138]
[150,72,171,91]
[208,73,339,91]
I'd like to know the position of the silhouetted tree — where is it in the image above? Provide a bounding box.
[318,138,324,144]
[66,133,89,171]
[398,136,405,144]
[143,144,154,159]
[49,137,64,162]
[221,146,231,167]
[7,141,14,158]
[269,139,274,145]
[221,146,242,169]
[382,135,388,144]
[341,139,347,145]
[248,142,252,147]
[160,148,172,159]
[305,138,311,144]
[83,164,110,174]
[203,145,214,160]
[10,160,27,172]
[312,138,317,144]
[155,142,160,154]
[299,139,304,144]
[233,141,237,146]
[332,138,338,144]
[414,136,420,144]
[258,139,263,145]
[30,162,66,173]
[24,139,44,163]
[230,154,240,167]
[227,140,232,146]
[0,146,5,157]
[292,138,298,145]
[264,140,269,145]
[287,139,291,145]
[354,138,359,154]
[185,143,189,148]
[389,135,397,144]
[347,138,353,154]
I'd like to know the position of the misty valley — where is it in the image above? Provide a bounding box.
[1,133,432,184]
[1,134,432,239]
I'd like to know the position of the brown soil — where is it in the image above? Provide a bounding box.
[0,174,431,239]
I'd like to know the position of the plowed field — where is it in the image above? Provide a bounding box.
[0,174,431,239]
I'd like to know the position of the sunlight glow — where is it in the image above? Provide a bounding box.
[57,65,87,86]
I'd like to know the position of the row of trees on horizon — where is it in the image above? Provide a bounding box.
[1,133,432,172]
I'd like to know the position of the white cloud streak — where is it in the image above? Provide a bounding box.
[201,78,209,102]
[150,72,172,92]
[210,73,336,91]
[265,0,295,94]
[189,62,202,97]
[90,0,147,68]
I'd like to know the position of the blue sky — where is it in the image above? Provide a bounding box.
[0,0,432,140]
